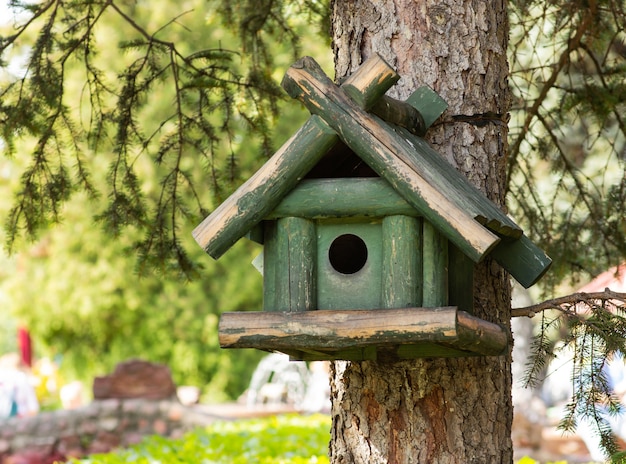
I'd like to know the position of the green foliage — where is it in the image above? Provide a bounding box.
[0,190,265,397]
[71,414,331,464]
[0,0,329,276]
[0,0,329,398]
[524,297,626,460]
[508,2,626,457]
[218,0,330,69]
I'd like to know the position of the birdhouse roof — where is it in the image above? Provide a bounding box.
[193,55,551,288]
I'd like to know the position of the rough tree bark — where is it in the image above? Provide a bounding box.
[329,1,513,463]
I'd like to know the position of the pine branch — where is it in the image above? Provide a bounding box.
[520,283,626,459]
[507,4,597,188]
[512,288,626,317]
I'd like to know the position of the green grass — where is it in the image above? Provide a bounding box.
[516,458,568,464]
[71,414,331,464]
[68,415,603,464]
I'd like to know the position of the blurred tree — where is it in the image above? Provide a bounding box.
[508,0,626,289]
[507,3,626,456]
[0,0,329,398]
[0,0,328,274]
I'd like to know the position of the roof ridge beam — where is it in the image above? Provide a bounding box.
[281,57,500,262]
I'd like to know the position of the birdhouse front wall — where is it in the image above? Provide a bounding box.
[317,221,383,310]
[260,216,469,313]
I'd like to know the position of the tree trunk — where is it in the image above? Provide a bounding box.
[329,1,513,463]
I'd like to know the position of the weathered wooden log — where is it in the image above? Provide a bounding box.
[406,86,448,129]
[422,221,449,307]
[391,124,522,239]
[262,221,278,310]
[267,178,417,219]
[281,59,501,263]
[490,233,552,288]
[382,216,422,308]
[448,244,475,313]
[340,55,397,109]
[192,55,400,259]
[218,307,508,357]
[371,95,426,136]
[273,217,317,312]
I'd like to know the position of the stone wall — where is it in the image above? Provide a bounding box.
[0,399,217,464]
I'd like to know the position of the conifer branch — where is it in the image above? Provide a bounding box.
[512,288,626,317]
[507,3,596,186]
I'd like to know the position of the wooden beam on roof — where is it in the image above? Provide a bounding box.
[193,117,336,259]
[370,95,426,136]
[391,125,522,239]
[281,58,500,263]
[192,55,400,259]
[267,178,418,219]
[490,234,552,288]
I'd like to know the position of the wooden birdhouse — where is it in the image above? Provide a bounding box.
[192,55,552,362]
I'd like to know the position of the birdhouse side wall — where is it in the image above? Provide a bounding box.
[262,217,317,312]
[422,221,449,307]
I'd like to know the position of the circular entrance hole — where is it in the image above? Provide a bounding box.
[328,234,368,275]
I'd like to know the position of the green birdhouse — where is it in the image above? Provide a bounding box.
[192,55,551,362]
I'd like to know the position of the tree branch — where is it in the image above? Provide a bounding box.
[512,288,626,317]
[506,5,596,190]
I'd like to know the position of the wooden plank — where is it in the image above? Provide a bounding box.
[448,243,474,313]
[422,221,448,307]
[273,217,291,311]
[286,346,378,362]
[406,86,448,130]
[394,120,550,286]
[289,342,497,361]
[281,57,500,263]
[218,307,508,357]
[371,95,426,136]
[395,343,480,359]
[262,221,278,311]
[193,117,336,259]
[382,215,422,308]
[340,54,398,109]
[392,124,522,239]
[490,233,552,288]
[316,221,383,310]
[274,217,317,311]
[268,178,418,219]
[219,307,462,350]
[456,310,509,356]
[193,55,400,259]
[287,342,495,361]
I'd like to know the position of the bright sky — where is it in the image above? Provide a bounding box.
[0,1,11,26]
[0,1,31,26]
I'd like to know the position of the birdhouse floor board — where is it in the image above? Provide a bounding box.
[218,307,508,360]
[284,343,480,362]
